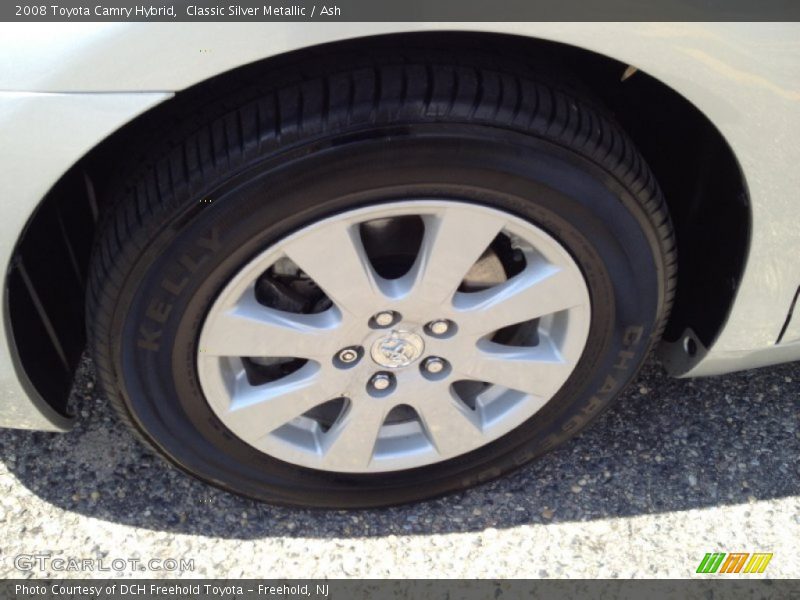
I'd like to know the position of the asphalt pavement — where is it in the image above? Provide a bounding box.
[0,355,797,578]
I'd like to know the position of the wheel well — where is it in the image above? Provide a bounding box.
[7,31,749,416]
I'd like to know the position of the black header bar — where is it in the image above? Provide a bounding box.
[3,0,800,22]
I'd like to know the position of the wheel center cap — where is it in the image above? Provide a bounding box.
[370,330,425,368]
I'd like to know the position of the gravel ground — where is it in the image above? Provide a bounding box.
[0,355,798,578]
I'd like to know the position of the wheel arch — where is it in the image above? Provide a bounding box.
[5,30,750,419]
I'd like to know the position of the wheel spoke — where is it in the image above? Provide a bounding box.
[455,263,588,336]
[222,366,325,440]
[320,398,388,470]
[282,220,382,316]
[200,295,338,360]
[457,338,574,397]
[415,389,485,457]
[401,208,507,305]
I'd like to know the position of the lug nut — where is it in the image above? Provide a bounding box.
[337,348,359,364]
[374,311,396,327]
[427,319,451,335]
[422,357,447,374]
[370,373,393,391]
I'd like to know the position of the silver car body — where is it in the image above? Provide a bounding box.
[1,22,799,431]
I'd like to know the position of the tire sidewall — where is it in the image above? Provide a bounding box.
[111,126,662,507]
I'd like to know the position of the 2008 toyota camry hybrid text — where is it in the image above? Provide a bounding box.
[1,25,798,507]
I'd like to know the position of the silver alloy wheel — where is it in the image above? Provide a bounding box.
[197,200,591,473]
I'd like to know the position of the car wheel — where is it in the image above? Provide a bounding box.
[88,53,676,507]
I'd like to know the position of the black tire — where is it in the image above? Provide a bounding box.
[87,50,676,508]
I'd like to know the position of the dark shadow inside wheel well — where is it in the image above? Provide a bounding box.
[6,31,749,417]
